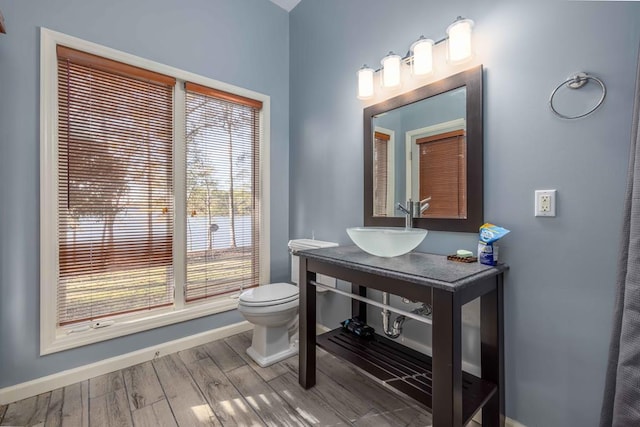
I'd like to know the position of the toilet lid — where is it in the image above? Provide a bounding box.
[239,282,299,306]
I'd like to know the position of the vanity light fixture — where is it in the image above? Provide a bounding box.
[356,16,474,99]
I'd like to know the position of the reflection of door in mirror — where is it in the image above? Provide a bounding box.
[373,128,395,217]
[417,130,466,219]
[407,117,466,218]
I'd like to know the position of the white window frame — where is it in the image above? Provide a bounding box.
[40,28,271,355]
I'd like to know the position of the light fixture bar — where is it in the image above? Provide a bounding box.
[356,16,474,99]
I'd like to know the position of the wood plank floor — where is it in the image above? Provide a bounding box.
[0,331,437,427]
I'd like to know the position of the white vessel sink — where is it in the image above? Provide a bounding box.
[346,227,428,257]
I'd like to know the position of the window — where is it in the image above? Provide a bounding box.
[184,83,262,302]
[40,29,270,354]
[56,46,176,325]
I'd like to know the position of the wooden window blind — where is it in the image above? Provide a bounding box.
[57,45,176,325]
[373,132,390,217]
[417,130,466,219]
[184,82,261,302]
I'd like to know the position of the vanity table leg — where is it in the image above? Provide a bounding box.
[481,275,505,427]
[432,289,463,427]
[299,256,317,389]
[351,284,367,322]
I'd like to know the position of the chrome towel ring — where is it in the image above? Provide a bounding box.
[549,72,606,119]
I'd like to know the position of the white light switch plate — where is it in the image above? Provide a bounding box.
[535,189,556,217]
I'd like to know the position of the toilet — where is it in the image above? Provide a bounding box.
[237,239,338,367]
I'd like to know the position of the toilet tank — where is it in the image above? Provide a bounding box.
[288,239,338,291]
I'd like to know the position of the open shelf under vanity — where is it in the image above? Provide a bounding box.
[318,328,497,426]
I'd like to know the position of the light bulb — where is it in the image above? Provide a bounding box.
[381,52,401,88]
[447,17,474,63]
[357,66,375,99]
[411,37,434,76]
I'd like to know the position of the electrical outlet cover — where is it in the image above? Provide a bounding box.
[535,189,556,217]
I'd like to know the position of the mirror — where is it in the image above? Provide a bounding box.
[364,65,483,233]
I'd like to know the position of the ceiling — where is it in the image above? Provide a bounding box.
[269,0,301,12]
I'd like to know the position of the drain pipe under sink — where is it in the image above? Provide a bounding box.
[381,292,432,339]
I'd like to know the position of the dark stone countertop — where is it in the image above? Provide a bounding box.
[296,245,508,292]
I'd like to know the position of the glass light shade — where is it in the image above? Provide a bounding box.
[357,66,375,99]
[381,52,402,88]
[446,18,474,63]
[411,37,434,76]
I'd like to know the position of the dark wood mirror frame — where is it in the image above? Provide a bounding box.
[363,65,483,233]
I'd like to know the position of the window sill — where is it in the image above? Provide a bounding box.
[41,297,239,355]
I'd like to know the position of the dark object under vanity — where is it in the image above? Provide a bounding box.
[340,317,375,338]
[297,245,508,427]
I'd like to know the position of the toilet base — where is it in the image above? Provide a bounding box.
[245,323,299,367]
[246,341,298,367]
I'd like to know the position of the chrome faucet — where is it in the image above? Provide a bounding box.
[396,200,413,228]
[397,197,432,228]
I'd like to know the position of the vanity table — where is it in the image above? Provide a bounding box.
[297,245,507,427]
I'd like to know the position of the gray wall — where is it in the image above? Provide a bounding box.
[0,0,290,388]
[289,1,640,426]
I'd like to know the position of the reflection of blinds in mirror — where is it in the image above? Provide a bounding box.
[373,131,390,217]
[417,130,466,219]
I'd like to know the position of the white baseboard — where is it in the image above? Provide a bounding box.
[316,323,332,334]
[0,321,253,405]
[506,417,527,427]
[470,411,526,427]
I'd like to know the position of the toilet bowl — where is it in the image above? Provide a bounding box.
[237,238,338,367]
[238,282,299,367]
